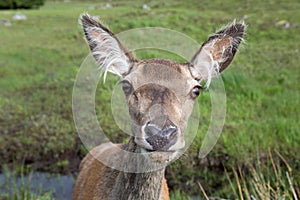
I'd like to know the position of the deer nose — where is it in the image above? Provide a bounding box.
[144,123,178,151]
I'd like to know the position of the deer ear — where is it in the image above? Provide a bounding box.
[80,14,136,77]
[189,22,245,82]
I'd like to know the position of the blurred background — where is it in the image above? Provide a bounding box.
[0,0,299,199]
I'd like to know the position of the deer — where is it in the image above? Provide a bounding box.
[72,13,245,200]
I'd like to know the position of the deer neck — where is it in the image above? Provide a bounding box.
[110,137,165,200]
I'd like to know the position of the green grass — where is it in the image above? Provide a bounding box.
[0,165,54,200]
[0,0,299,198]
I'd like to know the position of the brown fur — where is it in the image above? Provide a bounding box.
[73,143,170,200]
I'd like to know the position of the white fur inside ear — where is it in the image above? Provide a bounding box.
[87,27,130,80]
[190,47,220,88]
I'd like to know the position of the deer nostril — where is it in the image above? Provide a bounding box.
[144,123,160,137]
[162,126,177,138]
[144,124,178,151]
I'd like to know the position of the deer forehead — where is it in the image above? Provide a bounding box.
[124,59,199,96]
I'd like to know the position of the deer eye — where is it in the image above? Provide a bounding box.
[122,81,133,95]
[191,86,202,98]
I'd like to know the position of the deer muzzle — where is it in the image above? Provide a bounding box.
[144,123,178,151]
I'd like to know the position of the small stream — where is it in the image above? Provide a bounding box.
[0,172,75,199]
[0,172,203,199]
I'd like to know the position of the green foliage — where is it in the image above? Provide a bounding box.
[0,0,45,9]
[170,190,191,200]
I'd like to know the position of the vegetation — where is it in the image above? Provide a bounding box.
[0,0,299,199]
[225,150,299,199]
[0,0,45,9]
[0,165,54,200]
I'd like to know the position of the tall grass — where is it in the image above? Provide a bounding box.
[223,150,299,200]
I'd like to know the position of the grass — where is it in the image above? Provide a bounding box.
[0,0,299,198]
[225,150,299,199]
[0,166,54,200]
[196,150,300,199]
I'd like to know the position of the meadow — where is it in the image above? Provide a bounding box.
[0,0,299,199]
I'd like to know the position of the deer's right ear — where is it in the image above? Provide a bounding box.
[80,14,136,77]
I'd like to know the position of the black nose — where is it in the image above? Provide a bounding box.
[144,123,177,151]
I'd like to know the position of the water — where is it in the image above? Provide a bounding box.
[0,172,75,200]
[0,173,205,199]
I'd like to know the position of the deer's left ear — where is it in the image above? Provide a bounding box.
[189,22,246,81]
[80,14,137,77]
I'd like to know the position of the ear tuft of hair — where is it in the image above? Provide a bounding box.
[80,13,114,39]
[210,21,246,53]
[79,13,136,80]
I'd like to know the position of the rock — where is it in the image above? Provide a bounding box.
[13,13,27,21]
[0,19,12,26]
[242,15,248,20]
[88,6,95,10]
[142,4,151,11]
[100,3,112,9]
[275,20,290,29]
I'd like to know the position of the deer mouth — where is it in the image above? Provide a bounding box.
[141,147,177,153]
[139,144,180,164]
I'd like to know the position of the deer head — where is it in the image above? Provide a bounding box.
[80,14,245,163]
